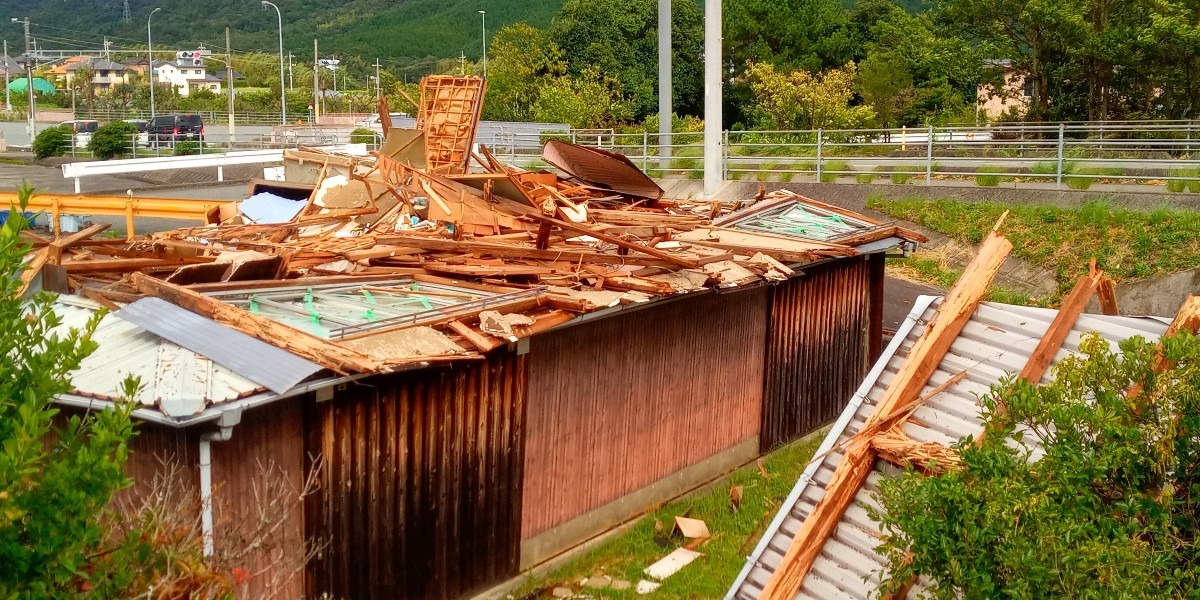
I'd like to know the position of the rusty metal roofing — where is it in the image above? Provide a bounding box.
[116,297,323,394]
[542,140,664,200]
[728,297,1172,600]
[48,296,269,418]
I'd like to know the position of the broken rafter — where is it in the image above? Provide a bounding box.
[1127,294,1200,402]
[130,272,382,375]
[48,223,112,265]
[1019,270,1103,385]
[760,220,1012,600]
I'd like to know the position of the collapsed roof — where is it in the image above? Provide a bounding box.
[23,75,926,424]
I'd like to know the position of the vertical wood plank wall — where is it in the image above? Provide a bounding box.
[760,257,872,451]
[305,351,528,600]
[521,288,768,541]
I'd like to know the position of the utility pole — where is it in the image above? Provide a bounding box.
[287,52,293,90]
[102,37,110,59]
[459,50,465,76]
[658,0,672,170]
[4,40,10,112]
[702,0,722,197]
[373,58,381,100]
[226,26,235,142]
[18,17,34,143]
[312,38,319,124]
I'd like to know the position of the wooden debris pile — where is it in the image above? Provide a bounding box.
[22,75,925,376]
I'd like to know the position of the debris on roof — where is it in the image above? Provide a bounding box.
[22,74,927,421]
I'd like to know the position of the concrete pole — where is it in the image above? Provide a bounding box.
[22,17,34,143]
[313,38,320,124]
[702,0,722,197]
[4,41,11,112]
[658,0,672,170]
[226,27,235,142]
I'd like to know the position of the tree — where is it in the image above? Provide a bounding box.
[935,0,1089,122]
[725,0,855,73]
[532,67,632,128]
[858,51,913,129]
[874,332,1200,598]
[70,64,97,112]
[32,125,71,159]
[483,23,566,121]
[0,184,139,595]
[741,61,875,130]
[550,0,704,120]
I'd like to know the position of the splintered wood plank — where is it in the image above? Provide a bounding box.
[1018,271,1103,384]
[48,223,112,264]
[130,273,382,375]
[1127,295,1200,403]
[1098,276,1119,315]
[760,222,1012,600]
[17,247,49,296]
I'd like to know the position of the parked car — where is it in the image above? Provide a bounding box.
[123,119,150,146]
[61,120,99,149]
[355,112,408,130]
[149,114,204,147]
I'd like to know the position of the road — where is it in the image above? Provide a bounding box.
[0,121,280,147]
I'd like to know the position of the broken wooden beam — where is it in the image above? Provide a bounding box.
[1097,276,1119,315]
[130,272,382,375]
[760,221,1012,600]
[16,247,49,296]
[48,223,112,264]
[1018,270,1102,384]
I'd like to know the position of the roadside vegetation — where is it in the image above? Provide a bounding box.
[869,196,1200,287]
[513,433,824,599]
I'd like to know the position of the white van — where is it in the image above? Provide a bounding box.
[61,120,99,149]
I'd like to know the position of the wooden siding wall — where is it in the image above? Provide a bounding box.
[522,288,767,540]
[760,257,872,451]
[211,400,307,600]
[305,351,528,600]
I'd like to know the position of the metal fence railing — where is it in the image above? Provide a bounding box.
[533,123,1200,191]
[63,128,384,159]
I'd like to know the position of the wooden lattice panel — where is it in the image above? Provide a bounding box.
[417,75,487,175]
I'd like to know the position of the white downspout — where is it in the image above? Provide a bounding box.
[198,409,241,557]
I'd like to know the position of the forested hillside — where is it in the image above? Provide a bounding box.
[0,0,563,69]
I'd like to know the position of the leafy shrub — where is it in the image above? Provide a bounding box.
[890,171,912,185]
[173,141,200,156]
[856,171,876,184]
[32,125,71,159]
[975,166,1004,187]
[88,121,139,160]
[1066,167,1123,190]
[349,127,378,145]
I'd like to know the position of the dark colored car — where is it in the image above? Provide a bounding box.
[149,114,204,147]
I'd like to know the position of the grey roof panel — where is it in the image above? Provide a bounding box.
[116,297,323,394]
[729,297,1172,599]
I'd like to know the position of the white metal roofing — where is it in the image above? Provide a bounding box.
[728,296,1173,600]
[48,296,267,418]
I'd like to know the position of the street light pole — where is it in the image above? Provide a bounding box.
[261,1,286,126]
[147,7,161,120]
[13,17,33,142]
[4,40,10,112]
[478,10,487,79]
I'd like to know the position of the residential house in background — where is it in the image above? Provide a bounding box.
[65,59,130,92]
[977,58,1030,120]
[120,57,151,77]
[151,59,222,96]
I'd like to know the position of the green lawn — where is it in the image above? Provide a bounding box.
[868,196,1200,289]
[512,433,826,599]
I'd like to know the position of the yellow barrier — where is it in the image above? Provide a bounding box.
[0,193,230,240]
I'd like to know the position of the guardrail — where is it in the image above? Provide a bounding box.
[539,123,1200,192]
[0,192,225,239]
[61,149,287,193]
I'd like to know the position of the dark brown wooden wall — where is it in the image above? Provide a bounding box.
[760,256,873,451]
[522,288,767,540]
[305,351,528,600]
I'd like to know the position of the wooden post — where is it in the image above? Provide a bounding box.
[125,197,135,241]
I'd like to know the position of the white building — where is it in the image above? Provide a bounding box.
[151,59,222,97]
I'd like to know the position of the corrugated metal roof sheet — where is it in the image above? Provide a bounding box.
[116,297,322,395]
[48,296,268,418]
[729,297,1172,600]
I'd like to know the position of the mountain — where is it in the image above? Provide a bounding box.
[0,0,563,68]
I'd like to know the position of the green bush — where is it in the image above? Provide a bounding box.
[349,127,378,145]
[856,171,876,184]
[890,171,912,185]
[975,166,1004,187]
[88,121,139,160]
[32,125,71,159]
[173,141,200,156]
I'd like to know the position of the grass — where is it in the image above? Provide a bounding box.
[1065,167,1124,190]
[890,171,913,185]
[821,160,848,183]
[856,171,876,184]
[888,253,1040,305]
[1167,167,1200,193]
[975,166,1005,187]
[868,195,1200,286]
[512,433,826,599]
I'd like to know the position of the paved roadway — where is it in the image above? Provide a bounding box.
[0,121,279,147]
